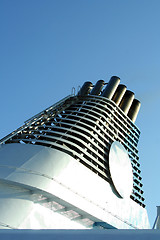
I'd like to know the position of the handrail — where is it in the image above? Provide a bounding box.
[25,95,74,123]
[0,95,75,145]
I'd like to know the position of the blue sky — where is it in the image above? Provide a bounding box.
[0,0,160,226]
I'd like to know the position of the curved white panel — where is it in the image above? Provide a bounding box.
[109,141,133,198]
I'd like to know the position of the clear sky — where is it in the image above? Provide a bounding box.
[0,0,160,227]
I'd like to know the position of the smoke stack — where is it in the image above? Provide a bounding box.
[90,80,105,95]
[119,90,134,115]
[112,84,126,105]
[127,99,141,123]
[102,76,120,99]
[77,81,93,96]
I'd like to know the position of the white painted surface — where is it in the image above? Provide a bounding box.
[0,143,150,229]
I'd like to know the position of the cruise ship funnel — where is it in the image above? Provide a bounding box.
[0,75,150,230]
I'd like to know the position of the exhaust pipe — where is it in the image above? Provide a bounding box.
[112,84,126,105]
[90,80,105,95]
[119,90,134,115]
[127,99,141,123]
[102,76,120,99]
[77,81,93,96]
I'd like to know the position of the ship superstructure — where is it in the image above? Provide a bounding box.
[0,76,150,229]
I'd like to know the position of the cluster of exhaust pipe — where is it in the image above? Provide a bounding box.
[77,76,141,123]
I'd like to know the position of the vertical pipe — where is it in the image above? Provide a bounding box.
[77,81,93,96]
[112,84,126,105]
[90,80,105,95]
[102,76,120,99]
[127,99,141,123]
[119,90,134,115]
